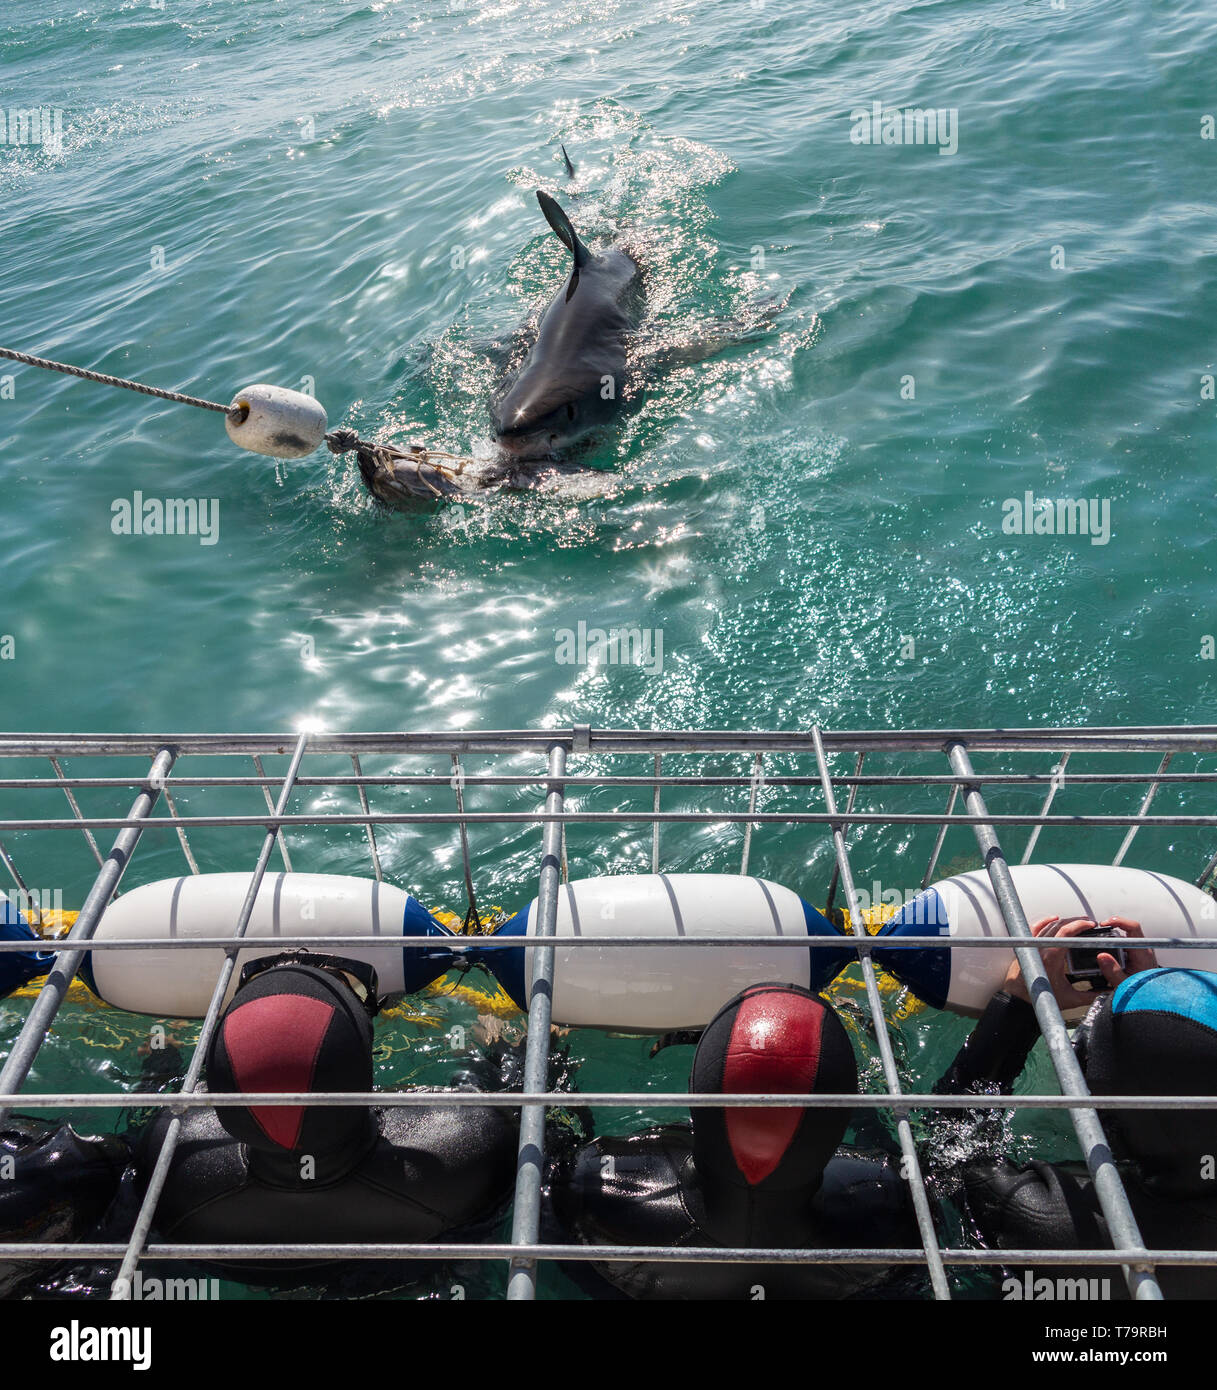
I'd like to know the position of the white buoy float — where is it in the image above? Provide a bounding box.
[470,873,850,1030]
[0,348,332,461]
[79,870,852,1029]
[224,383,328,459]
[872,863,1217,1018]
[81,872,452,1017]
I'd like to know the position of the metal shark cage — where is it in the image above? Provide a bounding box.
[2,725,1217,1302]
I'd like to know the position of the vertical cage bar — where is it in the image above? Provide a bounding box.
[811,730,951,1300]
[740,752,765,876]
[161,787,200,876]
[351,755,382,882]
[110,734,310,1298]
[48,756,107,875]
[1112,753,1171,867]
[921,784,959,890]
[1195,842,1217,891]
[0,747,177,1127]
[252,755,293,871]
[451,753,479,925]
[824,752,865,917]
[1021,752,1070,865]
[651,754,662,874]
[506,740,568,1301]
[0,837,39,925]
[945,740,1161,1301]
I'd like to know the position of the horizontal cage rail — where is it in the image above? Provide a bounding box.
[0,1243,1212,1268]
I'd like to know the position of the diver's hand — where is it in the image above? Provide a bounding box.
[1002,915,1059,1002]
[1094,916,1157,987]
[1001,916,1116,1011]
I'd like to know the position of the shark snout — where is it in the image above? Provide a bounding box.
[490,388,577,459]
[493,426,562,460]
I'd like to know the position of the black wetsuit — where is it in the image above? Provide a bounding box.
[549,982,925,1300]
[0,1119,131,1298]
[936,990,1217,1299]
[0,954,546,1296]
[552,1129,920,1300]
[139,1091,517,1277]
[0,1081,518,1294]
[129,958,524,1277]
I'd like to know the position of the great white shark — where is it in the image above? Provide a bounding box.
[490,188,643,461]
[349,154,789,505]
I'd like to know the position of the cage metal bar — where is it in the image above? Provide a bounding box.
[252,754,293,871]
[921,783,959,890]
[506,740,567,1301]
[161,787,201,876]
[945,741,1161,1301]
[0,836,39,925]
[1197,843,1217,891]
[810,728,951,1300]
[740,752,765,875]
[1021,752,1069,865]
[14,808,1217,832]
[2,1241,1213,1267]
[0,747,176,1128]
[109,734,310,1298]
[0,724,1215,757]
[9,768,1217,791]
[451,754,479,925]
[1112,753,1172,867]
[4,1088,1215,1110]
[5,932,1211,953]
[48,755,107,875]
[350,755,383,882]
[824,752,865,916]
[651,754,662,873]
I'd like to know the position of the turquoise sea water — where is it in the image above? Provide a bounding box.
[3,0,1217,1298]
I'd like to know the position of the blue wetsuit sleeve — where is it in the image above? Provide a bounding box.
[932,991,1042,1095]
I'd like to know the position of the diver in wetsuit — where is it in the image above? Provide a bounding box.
[141,950,519,1274]
[934,914,1217,1299]
[549,982,922,1299]
[0,1119,132,1298]
[0,901,140,1297]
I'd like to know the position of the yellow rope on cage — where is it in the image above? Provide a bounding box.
[822,901,928,1022]
[16,911,95,1004]
[423,906,523,1017]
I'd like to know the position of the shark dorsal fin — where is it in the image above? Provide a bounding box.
[536,189,591,270]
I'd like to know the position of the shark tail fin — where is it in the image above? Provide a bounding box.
[560,143,575,178]
[536,189,591,269]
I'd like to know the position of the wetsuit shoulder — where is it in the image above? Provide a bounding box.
[960,1144,1217,1300]
[140,1108,252,1241]
[146,1103,517,1257]
[555,1127,698,1251]
[962,1157,1217,1299]
[552,1132,920,1300]
[812,1149,921,1247]
[552,1127,731,1300]
[0,1120,131,1297]
[363,1103,517,1233]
